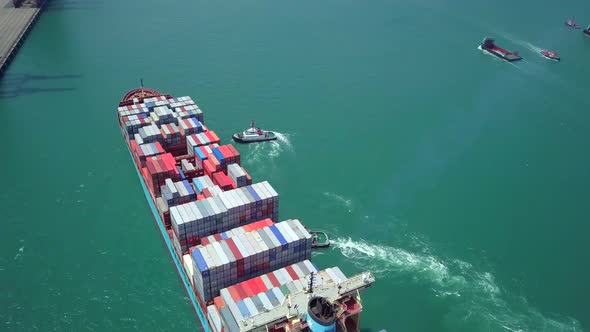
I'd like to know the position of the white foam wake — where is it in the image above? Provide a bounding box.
[332,237,583,332]
[323,192,353,212]
[242,131,294,167]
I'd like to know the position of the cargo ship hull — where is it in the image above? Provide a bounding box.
[120,128,213,332]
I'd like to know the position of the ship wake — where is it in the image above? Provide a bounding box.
[242,132,294,167]
[331,237,582,332]
[323,192,353,212]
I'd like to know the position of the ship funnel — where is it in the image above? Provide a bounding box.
[306,297,337,332]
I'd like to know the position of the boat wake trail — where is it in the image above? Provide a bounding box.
[243,132,294,168]
[323,192,353,212]
[267,131,294,159]
[331,237,583,332]
[273,132,293,151]
[522,42,543,55]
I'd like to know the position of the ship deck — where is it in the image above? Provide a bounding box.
[239,273,375,331]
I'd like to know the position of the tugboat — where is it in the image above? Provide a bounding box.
[540,50,560,61]
[310,230,330,248]
[478,37,522,62]
[232,120,277,143]
[565,17,581,29]
[584,24,590,37]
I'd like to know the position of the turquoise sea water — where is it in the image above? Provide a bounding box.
[1,0,590,331]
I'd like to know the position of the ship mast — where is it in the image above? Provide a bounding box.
[307,272,315,294]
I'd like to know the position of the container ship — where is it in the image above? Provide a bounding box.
[117,86,375,332]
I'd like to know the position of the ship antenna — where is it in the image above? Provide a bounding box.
[140,78,144,96]
[308,272,315,294]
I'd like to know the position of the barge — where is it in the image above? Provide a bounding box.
[478,37,522,62]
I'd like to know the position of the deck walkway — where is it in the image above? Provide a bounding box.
[0,0,43,76]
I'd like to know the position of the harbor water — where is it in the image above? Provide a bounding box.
[1,0,590,330]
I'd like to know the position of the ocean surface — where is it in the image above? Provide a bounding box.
[1,0,590,331]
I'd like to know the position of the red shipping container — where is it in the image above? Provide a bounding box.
[197,194,205,200]
[228,286,240,302]
[155,141,165,154]
[226,239,243,260]
[208,153,221,169]
[130,140,139,154]
[241,282,254,298]
[202,188,212,198]
[267,272,281,288]
[253,277,265,294]
[218,145,231,161]
[156,160,166,182]
[163,211,171,228]
[203,159,216,177]
[209,131,220,143]
[232,284,243,300]
[255,277,267,294]
[212,172,232,190]
[249,279,261,295]
[285,265,299,280]
[226,145,240,164]
[204,131,214,142]
[214,296,225,311]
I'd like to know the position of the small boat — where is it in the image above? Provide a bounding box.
[566,18,581,29]
[478,37,522,62]
[309,230,330,248]
[540,50,560,61]
[232,120,277,143]
[584,25,590,37]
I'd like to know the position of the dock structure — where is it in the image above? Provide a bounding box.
[0,0,46,77]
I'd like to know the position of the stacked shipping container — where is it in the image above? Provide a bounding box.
[138,123,162,144]
[160,123,183,147]
[143,153,179,195]
[219,259,318,304]
[218,266,348,329]
[227,163,251,188]
[187,133,221,156]
[192,175,216,194]
[161,178,196,208]
[200,218,274,246]
[179,118,204,136]
[190,219,313,302]
[174,105,204,123]
[170,181,280,253]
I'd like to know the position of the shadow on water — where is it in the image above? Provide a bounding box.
[44,0,102,11]
[0,73,81,99]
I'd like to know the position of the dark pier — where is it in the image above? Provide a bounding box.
[0,0,46,77]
